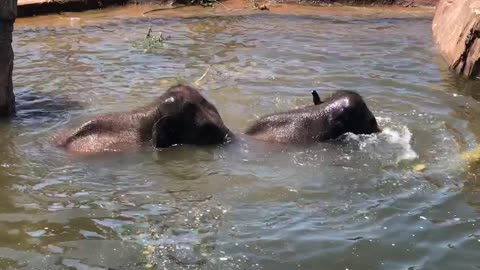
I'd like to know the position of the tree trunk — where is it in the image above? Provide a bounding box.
[0,0,17,117]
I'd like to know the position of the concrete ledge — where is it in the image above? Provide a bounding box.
[18,0,129,17]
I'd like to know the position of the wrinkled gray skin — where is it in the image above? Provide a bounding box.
[56,85,232,153]
[245,90,381,144]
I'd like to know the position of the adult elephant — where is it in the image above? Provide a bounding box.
[245,90,381,144]
[55,85,233,153]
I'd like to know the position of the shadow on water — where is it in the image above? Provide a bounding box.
[0,131,22,213]
[14,87,84,127]
[444,74,480,102]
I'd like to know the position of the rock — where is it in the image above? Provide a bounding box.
[0,0,16,117]
[432,0,480,78]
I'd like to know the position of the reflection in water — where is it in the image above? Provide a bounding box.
[5,9,480,270]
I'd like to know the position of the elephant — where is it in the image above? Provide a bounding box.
[244,90,381,144]
[55,85,233,153]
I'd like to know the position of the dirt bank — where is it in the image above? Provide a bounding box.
[17,0,437,18]
[293,0,437,6]
[133,0,438,6]
[16,0,435,28]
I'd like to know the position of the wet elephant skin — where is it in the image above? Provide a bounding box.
[55,85,232,153]
[245,90,380,144]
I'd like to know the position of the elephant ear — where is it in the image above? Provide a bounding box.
[152,116,178,149]
[327,107,350,138]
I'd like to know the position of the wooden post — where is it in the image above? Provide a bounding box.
[0,0,17,117]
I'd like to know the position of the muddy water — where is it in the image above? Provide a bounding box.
[4,6,480,270]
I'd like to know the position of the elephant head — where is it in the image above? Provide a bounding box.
[149,85,233,148]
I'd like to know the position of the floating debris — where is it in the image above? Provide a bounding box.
[414,164,426,172]
[194,66,211,86]
[145,26,153,39]
[461,147,480,162]
[137,26,172,53]
[253,2,269,10]
[147,245,156,252]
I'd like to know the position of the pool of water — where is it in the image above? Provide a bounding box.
[4,6,480,269]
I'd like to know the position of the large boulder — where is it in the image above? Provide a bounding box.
[433,0,480,78]
[0,0,16,117]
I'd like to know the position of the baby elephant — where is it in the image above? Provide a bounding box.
[55,85,232,153]
[245,90,380,144]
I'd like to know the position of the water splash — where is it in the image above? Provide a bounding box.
[382,126,418,163]
[345,119,418,165]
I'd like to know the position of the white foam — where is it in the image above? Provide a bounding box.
[344,122,418,164]
[382,126,418,163]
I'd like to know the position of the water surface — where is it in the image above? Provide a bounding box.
[4,7,480,270]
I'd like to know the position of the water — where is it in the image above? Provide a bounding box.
[5,6,480,269]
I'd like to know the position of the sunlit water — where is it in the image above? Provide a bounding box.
[3,7,480,269]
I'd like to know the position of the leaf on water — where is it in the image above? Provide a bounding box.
[414,164,426,172]
[145,263,153,268]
